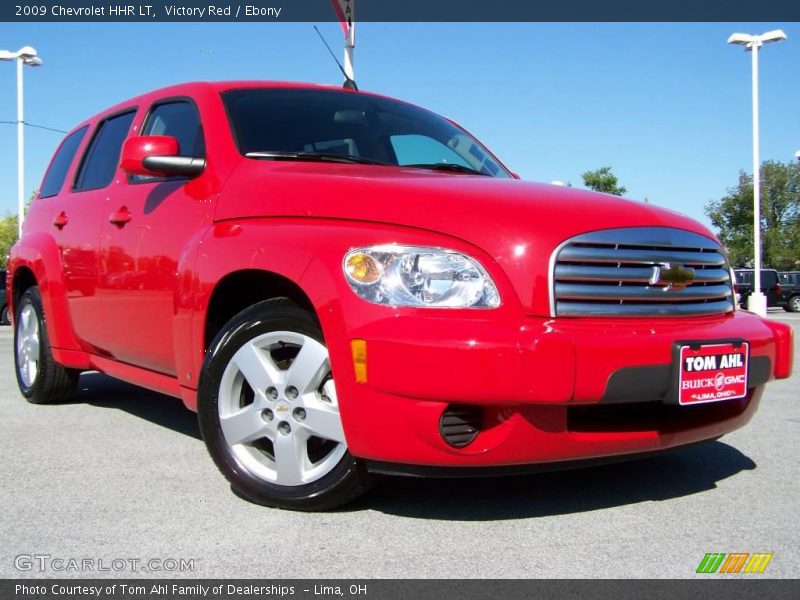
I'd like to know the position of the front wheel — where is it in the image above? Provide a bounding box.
[0,304,9,325]
[198,299,372,511]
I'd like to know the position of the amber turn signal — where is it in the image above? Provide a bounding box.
[351,339,368,383]
[344,252,382,285]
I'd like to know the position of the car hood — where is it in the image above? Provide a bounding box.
[217,161,718,314]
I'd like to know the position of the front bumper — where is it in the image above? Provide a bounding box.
[332,310,792,467]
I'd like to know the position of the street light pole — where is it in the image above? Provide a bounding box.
[727,29,787,317]
[749,38,763,316]
[0,46,43,238]
[17,57,24,238]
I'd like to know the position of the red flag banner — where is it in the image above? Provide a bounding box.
[331,0,355,47]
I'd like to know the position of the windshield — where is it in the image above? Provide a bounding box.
[222,88,511,178]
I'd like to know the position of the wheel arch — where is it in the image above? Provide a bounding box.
[7,233,82,353]
[11,266,37,314]
[203,269,316,351]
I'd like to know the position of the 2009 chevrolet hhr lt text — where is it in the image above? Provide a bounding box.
[7,82,793,510]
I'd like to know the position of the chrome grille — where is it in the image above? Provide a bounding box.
[551,227,735,317]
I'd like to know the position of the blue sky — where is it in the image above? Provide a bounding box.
[0,22,797,229]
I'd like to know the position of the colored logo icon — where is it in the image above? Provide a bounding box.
[696,553,773,574]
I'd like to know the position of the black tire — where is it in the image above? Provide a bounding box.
[0,304,9,326]
[14,286,79,404]
[788,296,800,313]
[198,298,373,511]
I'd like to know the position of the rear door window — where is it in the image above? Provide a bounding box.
[73,111,136,191]
[39,126,89,198]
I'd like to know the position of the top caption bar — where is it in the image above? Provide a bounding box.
[4,1,800,22]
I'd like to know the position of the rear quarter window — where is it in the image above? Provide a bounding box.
[39,126,89,198]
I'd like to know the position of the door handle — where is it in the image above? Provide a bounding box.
[52,211,69,229]
[108,207,132,226]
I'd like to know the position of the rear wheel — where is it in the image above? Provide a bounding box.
[198,299,372,511]
[788,296,800,313]
[0,304,9,325]
[14,286,78,404]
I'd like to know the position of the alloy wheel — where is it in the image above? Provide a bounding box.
[16,303,41,388]
[217,331,346,487]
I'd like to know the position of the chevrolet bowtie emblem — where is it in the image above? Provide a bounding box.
[650,263,695,290]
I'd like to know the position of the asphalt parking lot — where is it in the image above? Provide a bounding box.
[1,311,798,579]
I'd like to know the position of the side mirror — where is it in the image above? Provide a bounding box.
[120,135,205,178]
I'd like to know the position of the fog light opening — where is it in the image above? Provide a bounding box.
[439,404,483,448]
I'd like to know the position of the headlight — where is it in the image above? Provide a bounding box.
[343,245,501,308]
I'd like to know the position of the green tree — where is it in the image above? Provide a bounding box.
[705,160,800,270]
[581,166,627,196]
[0,190,37,268]
[0,214,19,269]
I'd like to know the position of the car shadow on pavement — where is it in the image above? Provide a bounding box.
[73,372,202,440]
[68,373,756,520]
[358,441,757,520]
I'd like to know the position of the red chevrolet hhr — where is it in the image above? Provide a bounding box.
[7,82,793,510]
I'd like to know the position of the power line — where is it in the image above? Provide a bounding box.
[0,120,66,134]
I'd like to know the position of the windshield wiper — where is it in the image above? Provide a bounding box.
[245,151,389,166]
[404,163,490,176]
[246,152,490,175]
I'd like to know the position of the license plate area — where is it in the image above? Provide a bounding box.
[674,341,749,405]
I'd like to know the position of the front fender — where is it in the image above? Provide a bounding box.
[187,217,522,422]
[186,219,323,391]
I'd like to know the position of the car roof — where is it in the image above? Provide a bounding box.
[70,81,398,134]
[734,268,778,272]
[138,80,361,97]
